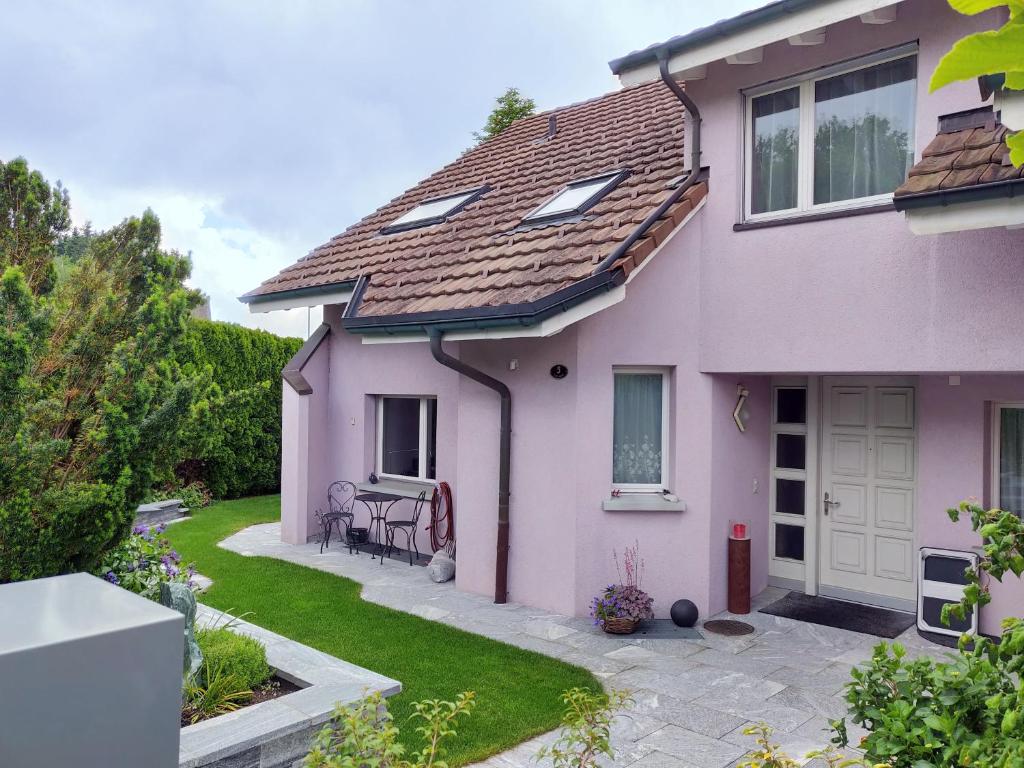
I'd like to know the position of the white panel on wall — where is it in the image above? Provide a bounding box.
[832,483,867,525]
[875,536,913,581]
[831,388,868,427]
[876,387,915,429]
[876,437,915,481]
[875,486,914,531]
[831,530,866,574]
[832,435,868,477]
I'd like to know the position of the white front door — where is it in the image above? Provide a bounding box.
[819,377,917,609]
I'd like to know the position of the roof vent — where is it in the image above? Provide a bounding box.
[547,113,558,139]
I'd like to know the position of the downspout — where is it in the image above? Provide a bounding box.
[428,329,512,604]
[593,51,703,275]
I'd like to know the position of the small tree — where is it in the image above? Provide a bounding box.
[931,0,1024,165]
[0,157,203,581]
[472,87,536,144]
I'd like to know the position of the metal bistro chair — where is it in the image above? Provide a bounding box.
[317,480,357,554]
[381,490,428,566]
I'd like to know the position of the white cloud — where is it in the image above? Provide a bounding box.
[4,0,765,340]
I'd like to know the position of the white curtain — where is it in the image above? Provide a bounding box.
[751,88,800,214]
[613,373,663,485]
[813,56,916,204]
[1000,408,1024,516]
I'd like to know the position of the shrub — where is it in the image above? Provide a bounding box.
[738,724,878,768]
[537,688,631,768]
[837,501,1024,768]
[95,523,195,600]
[196,627,271,690]
[148,481,212,511]
[304,690,475,768]
[175,320,301,499]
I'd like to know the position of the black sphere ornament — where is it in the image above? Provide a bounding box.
[670,599,699,628]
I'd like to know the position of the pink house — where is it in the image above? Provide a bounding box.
[244,0,1024,637]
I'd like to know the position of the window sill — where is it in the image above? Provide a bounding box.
[357,478,435,499]
[734,201,894,231]
[601,495,686,512]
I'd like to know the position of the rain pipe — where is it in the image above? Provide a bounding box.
[427,329,512,604]
[593,51,703,275]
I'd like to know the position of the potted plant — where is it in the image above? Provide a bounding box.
[590,542,653,634]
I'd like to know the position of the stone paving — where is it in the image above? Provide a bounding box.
[220,523,951,768]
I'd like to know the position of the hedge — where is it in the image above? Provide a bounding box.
[176,320,301,499]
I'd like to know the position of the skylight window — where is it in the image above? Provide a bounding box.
[524,170,629,225]
[381,186,488,234]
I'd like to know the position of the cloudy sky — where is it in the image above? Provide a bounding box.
[3,0,762,338]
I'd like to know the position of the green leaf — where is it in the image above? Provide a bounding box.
[930,24,1024,91]
[1006,70,1024,89]
[948,0,1009,12]
[1009,132,1024,167]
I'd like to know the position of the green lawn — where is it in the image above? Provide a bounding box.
[165,495,600,765]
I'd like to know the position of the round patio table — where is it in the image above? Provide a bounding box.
[355,492,403,558]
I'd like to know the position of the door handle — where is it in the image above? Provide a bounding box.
[823,492,841,515]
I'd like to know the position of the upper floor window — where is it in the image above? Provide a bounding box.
[745,48,917,221]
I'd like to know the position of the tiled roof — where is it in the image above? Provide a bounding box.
[894,106,1023,207]
[244,81,706,320]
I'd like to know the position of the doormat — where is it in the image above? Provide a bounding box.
[703,619,755,636]
[760,591,915,638]
[633,619,702,639]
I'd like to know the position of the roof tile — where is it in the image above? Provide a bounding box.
[246,81,704,319]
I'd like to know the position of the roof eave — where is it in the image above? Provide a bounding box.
[609,0,905,85]
[342,270,626,336]
[893,177,1024,212]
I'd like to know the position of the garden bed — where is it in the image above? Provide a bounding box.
[179,606,400,768]
[181,674,302,727]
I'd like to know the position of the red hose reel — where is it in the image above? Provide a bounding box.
[427,481,455,559]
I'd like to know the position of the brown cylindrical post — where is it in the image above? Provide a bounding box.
[728,537,751,614]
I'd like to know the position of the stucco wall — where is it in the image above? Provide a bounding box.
[686,0,1024,374]
[280,334,330,545]
[918,374,1024,636]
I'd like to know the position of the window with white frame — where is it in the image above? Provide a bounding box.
[993,403,1024,517]
[745,47,917,221]
[612,369,670,492]
[376,396,437,481]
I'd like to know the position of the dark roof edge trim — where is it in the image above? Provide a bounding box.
[282,323,331,395]
[894,176,1024,211]
[608,0,816,75]
[342,270,625,336]
[240,280,358,305]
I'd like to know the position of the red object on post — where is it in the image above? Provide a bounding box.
[732,522,747,539]
[728,535,751,614]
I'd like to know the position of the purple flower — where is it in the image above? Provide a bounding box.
[104,571,120,585]
[156,523,166,534]
[132,525,147,535]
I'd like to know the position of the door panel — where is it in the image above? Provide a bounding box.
[820,377,917,605]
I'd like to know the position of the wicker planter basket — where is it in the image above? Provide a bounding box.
[602,617,639,635]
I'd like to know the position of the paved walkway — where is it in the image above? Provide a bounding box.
[220,524,948,768]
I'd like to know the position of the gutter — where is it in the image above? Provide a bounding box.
[240,280,358,306]
[427,330,512,604]
[594,52,703,275]
[893,177,1023,212]
[343,271,623,335]
[608,0,814,76]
